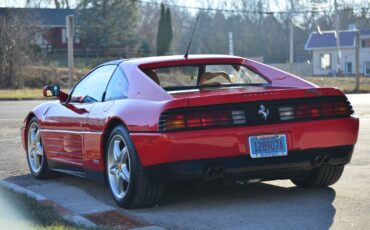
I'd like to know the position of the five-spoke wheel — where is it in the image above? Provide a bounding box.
[105,125,163,208]
[107,135,131,199]
[27,122,44,173]
[26,117,52,179]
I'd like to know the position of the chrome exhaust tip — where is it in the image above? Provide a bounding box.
[314,156,323,166]
[216,166,224,176]
[207,167,216,177]
[323,155,330,164]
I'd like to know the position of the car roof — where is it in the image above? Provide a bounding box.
[101,54,245,68]
[99,59,125,66]
[126,54,244,65]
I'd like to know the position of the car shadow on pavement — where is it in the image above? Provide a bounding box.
[137,181,337,230]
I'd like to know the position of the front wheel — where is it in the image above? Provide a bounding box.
[26,117,52,179]
[106,125,163,209]
[291,165,345,188]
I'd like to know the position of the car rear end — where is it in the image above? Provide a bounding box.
[131,87,358,184]
[127,55,359,185]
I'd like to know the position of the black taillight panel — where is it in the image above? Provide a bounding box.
[159,96,354,132]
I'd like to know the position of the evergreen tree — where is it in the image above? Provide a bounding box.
[156,3,173,55]
[165,7,173,52]
[156,4,165,55]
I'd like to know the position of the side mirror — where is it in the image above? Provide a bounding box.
[43,85,60,97]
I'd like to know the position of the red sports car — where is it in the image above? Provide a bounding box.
[21,55,359,208]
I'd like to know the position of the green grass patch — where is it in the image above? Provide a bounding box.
[0,186,92,229]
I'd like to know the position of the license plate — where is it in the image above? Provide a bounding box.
[248,134,287,158]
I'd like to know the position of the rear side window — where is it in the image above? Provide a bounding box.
[105,67,129,101]
[144,66,198,87]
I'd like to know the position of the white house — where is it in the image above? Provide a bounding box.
[305,29,370,76]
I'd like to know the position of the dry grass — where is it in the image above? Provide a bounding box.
[0,88,45,100]
[303,76,370,93]
[1,76,369,100]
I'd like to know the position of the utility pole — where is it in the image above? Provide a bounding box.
[334,0,341,76]
[354,30,360,92]
[228,32,234,55]
[289,0,294,64]
[66,15,74,88]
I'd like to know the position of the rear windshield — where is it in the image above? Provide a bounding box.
[142,64,269,91]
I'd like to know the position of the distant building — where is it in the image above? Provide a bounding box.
[305,29,370,76]
[0,7,81,53]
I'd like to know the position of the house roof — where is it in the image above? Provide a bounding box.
[0,7,75,27]
[305,29,370,50]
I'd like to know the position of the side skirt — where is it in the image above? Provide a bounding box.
[48,159,106,185]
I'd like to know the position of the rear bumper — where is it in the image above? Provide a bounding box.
[131,117,359,167]
[144,145,354,184]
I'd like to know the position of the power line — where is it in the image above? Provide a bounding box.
[137,0,370,15]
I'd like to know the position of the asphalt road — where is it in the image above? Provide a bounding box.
[0,95,369,230]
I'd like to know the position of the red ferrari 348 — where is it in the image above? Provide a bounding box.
[21,55,359,208]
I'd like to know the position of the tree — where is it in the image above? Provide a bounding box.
[137,3,160,55]
[156,3,173,55]
[25,0,69,8]
[77,0,138,53]
[166,8,173,53]
[0,9,40,88]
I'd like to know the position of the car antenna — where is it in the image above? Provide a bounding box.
[184,14,200,59]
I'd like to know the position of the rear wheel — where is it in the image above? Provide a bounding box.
[106,125,163,209]
[26,117,52,179]
[291,165,345,188]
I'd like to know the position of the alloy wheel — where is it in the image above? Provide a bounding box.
[27,122,44,174]
[107,134,131,199]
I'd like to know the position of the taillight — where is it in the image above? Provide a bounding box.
[279,106,294,120]
[161,110,234,131]
[200,111,231,127]
[231,110,246,124]
[165,114,186,130]
[185,113,201,128]
[322,103,334,116]
[279,99,353,121]
[335,102,350,115]
[311,106,322,118]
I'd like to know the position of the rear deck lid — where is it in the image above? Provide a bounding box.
[169,86,344,107]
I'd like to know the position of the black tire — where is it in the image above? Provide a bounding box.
[105,125,163,209]
[291,165,345,188]
[26,117,53,179]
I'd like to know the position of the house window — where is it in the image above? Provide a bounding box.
[361,39,370,48]
[320,53,331,70]
[344,62,352,74]
[74,28,80,44]
[61,28,66,44]
[364,62,370,76]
